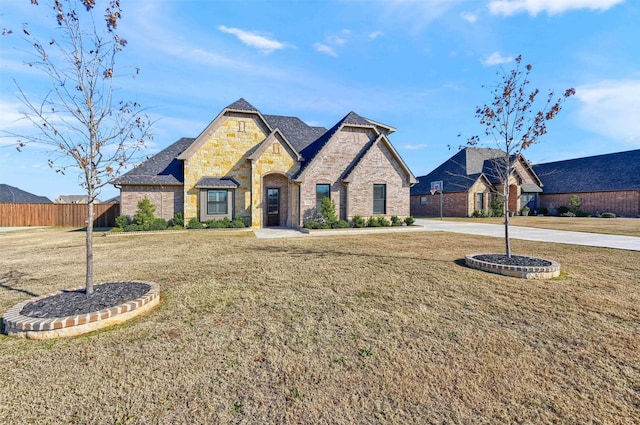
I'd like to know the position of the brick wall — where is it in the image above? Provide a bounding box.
[119,185,183,220]
[411,192,469,217]
[539,191,640,217]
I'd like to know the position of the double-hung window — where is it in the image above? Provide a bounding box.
[207,190,228,215]
[373,184,386,215]
[316,184,330,211]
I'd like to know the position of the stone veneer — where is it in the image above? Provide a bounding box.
[465,254,560,279]
[2,281,160,339]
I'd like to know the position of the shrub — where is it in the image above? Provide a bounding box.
[367,217,381,227]
[560,212,576,217]
[404,216,415,226]
[490,196,504,217]
[148,218,168,230]
[569,195,582,214]
[576,211,592,217]
[304,219,329,229]
[133,197,156,229]
[600,212,616,218]
[232,216,247,228]
[319,197,338,227]
[377,217,391,227]
[187,217,205,229]
[333,220,349,229]
[171,212,184,227]
[472,209,490,218]
[390,215,402,226]
[536,207,548,215]
[115,214,130,229]
[123,224,144,232]
[205,217,232,228]
[558,206,570,215]
[109,227,124,233]
[352,215,365,228]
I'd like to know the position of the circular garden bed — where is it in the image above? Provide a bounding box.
[465,253,560,279]
[2,281,160,339]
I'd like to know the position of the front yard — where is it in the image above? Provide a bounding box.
[1,228,638,424]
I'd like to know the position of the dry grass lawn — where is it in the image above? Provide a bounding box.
[1,228,639,424]
[425,216,640,237]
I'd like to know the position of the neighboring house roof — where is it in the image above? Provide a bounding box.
[0,184,52,203]
[54,195,102,203]
[411,147,540,195]
[533,149,640,193]
[113,137,196,185]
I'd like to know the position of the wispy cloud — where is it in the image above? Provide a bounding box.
[400,143,429,150]
[314,43,338,57]
[489,0,625,17]
[482,51,513,66]
[574,79,640,146]
[217,26,286,54]
[460,11,478,23]
[368,31,384,40]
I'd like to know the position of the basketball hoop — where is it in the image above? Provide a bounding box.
[430,189,436,195]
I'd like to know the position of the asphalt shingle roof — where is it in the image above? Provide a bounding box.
[0,184,52,203]
[113,137,196,185]
[412,149,482,195]
[262,115,327,153]
[194,177,239,188]
[533,149,640,193]
[225,98,259,112]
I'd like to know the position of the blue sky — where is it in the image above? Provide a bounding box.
[1,0,639,202]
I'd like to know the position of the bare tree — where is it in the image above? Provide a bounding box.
[468,55,575,257]
[4,0,152,294]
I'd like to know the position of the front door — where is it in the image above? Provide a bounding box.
[267,188,280,226]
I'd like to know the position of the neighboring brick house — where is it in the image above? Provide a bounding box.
[410,147,542,217]
[533,149,640,217]
[113,98,417,228]
[0,184,52,203]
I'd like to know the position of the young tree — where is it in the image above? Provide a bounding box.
[4,0,152,294]
[468,55,575,257]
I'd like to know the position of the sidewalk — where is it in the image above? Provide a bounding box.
[254,220,640,251]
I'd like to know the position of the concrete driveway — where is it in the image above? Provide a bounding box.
[415,219,640,251]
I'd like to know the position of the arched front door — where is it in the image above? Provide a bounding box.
[262,173,289,227]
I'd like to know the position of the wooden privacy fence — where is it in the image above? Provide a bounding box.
[0,203,120,228]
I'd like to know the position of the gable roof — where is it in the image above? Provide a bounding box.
[0,184,52,203]
[113,137,196,185]
[533,149,640,193]
[262,115,326,153]
[411,147,543,195]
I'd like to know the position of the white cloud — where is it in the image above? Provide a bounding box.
[401,143,429,150]
[217,26,286,54]
[314,43,338,57]
[574,79,640,145]
[368,31,384,40]
[460,11,478,23]
[482,51,513,66]
[489,0,625,16]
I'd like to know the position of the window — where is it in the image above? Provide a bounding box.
[316,184,330,211]
[420,196,427,205]
[207,190,228,215]
[476,193,484,210]
[373,184,386,214]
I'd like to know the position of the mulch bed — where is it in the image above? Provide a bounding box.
[20,282,150,318]
[473,254,552,267]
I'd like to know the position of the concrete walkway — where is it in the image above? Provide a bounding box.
[254,219,640,251]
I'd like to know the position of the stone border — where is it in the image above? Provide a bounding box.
[2,281,160,340]
[465,253,561,279]
[300,225,424,235]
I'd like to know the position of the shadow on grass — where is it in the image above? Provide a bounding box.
[0,271,38,298]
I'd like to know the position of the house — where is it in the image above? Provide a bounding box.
[113,98,417,228]
[410,147,543,217]
[54,195,100,204]
[533,149,640,217]
[0,184,52,203]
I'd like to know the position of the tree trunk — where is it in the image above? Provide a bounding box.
[504,184,511,258]
[85,199,94,295]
